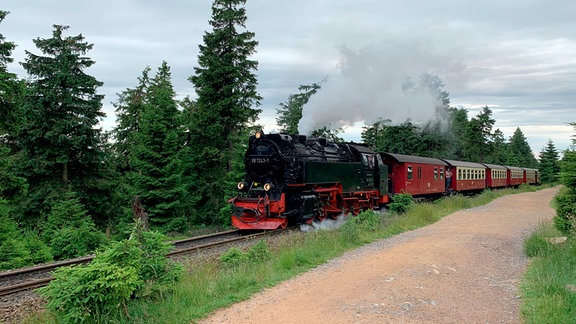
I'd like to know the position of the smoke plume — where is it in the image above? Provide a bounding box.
[298,39,467,135]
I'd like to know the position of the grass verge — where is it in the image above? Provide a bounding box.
[520,222,576,323]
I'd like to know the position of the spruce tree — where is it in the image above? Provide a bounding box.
[188,0,262,220]
[0,10,24,137]
[539,140,560,183]
[127,62,186,230]
[112,67,150,173]
[17,25,109,224]
[506,127,538,168]
[276,83,321,134]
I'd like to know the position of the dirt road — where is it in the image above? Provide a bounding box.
[201,188,559,324]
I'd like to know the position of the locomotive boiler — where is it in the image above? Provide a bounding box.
[230,131,389,230]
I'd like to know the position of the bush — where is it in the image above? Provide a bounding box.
[220,247,248,267]
[389,193,414,214]
[0,200,52,269]
[43,190,105,260]
[38,259,141,322]
[38,231,183,322]
[339,220,361,243]
[220,240,272,267]
[553,187,576,234]
[247,239,272,263]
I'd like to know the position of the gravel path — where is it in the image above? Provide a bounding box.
[200,187,559,324]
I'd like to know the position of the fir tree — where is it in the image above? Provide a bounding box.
[188,0,262,221]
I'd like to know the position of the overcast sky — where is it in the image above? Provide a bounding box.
[3,1,575,155]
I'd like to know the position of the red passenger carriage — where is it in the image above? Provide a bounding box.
[380,153,448,197]
[441,159,487,193]
[482,163,508,188]
[506,166,524,187]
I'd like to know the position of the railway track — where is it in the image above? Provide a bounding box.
[0,229,280,298]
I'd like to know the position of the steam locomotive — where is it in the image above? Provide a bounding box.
[229,131,539,230]
[230,130,389,229]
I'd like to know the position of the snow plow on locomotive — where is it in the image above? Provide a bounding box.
[229,131,389,230]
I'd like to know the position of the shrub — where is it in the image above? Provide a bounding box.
[553,187,576,234]
[220,247,247,267]
[220,240,272,267]
[38,259,141,323]
[339,220,361,243]
[389,193,414,214]
[43,190,106,259]
[0,200,52,269]
[38,231,183,322]
[247,239,272,263]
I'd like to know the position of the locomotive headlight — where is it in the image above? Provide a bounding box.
[263,183,272,191]
[237,182,247,190]
[255,130,264,139]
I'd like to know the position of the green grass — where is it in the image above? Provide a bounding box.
[520,223,576,323]
[27,185,551,323]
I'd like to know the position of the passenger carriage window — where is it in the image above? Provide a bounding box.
[407,166,413,180]
[434,168,438,180]
[458,169,462,180]
[467,169,471,180]
[440,168,444,180]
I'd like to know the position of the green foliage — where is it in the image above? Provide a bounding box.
[220,240,272,267]
[523,223,562,258]
[507,127,538,168]
[38,231,183,322]
[389,193,414,214]
[339,220,361,243]
[553,187,576,234]
[246,239,272,263]
[124,62,187,228]
[539,140,560,183]
[15,24,112,225]
[43,190,105,260]
[219,247,247,267]
[0,199,52,270]
[349,210,382,231]
[521,224,576,323]
[38,259,142,323]
[559,150,576,191]
[188,0,262,220]
[276,83,321,134]
[553,148,576,234]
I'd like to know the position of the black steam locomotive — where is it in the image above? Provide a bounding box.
[230,131,389,229]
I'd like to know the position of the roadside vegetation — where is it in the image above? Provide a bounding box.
[520,129,576,323]
[25,185,546,323]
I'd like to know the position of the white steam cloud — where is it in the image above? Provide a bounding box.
[298,39,467,135]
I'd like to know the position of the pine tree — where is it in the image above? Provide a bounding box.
[16,25,109,224]
[188,0,262,220]
[539,140,560,183]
